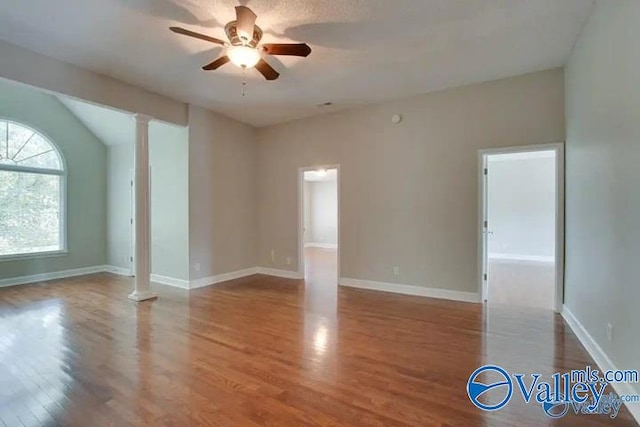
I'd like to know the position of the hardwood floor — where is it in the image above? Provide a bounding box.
[0,253,636,426]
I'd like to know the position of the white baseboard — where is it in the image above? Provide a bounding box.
[151,273,190,289]
[340,277,480,303]
[0,264,297,291]
[256,267,303,280]
[104,265,133,276]
[108,267,191,289]
[562,305,640,423]
[0,265,108,288]
[488,253,554,263]
[189,267,258,290]
[304,243,338,249]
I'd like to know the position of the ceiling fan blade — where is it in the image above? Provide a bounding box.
[202,55,230,70]
[169,27,226,46]
[255,59,280,81]
[262,43,312,57]
[235,6,257,42]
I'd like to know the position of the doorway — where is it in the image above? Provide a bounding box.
[479,144,564,311]
[298,166,339,288]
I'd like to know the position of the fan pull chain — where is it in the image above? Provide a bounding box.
[242,66,247,97]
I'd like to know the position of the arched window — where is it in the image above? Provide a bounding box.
[0,120,66,258]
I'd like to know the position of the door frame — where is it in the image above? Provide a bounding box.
[477,142,565,312]
[129,168,136,276]
[298,164,341,280]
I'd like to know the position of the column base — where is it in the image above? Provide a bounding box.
[128,290,158,302]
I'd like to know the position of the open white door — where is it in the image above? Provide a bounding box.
[478,143,564,312]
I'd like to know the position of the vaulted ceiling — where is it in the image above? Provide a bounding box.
[0,0,594,127]
[58,96,135,146]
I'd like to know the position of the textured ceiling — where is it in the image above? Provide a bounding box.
[0,0,594,127]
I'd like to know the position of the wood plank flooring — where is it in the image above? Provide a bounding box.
[0,250,636,426]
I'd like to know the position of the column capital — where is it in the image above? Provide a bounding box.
[134,113,153,124]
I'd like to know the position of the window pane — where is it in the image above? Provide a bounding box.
[17,145,62,169]
[8,123,34,158]
[13,133,62,170]
[0,170,62,256]
[8,128,34,163]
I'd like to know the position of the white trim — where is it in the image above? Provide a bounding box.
[128,289,157,302]
[256,267,303,280]
[478,142,565,312]
[0,163,65,176]
[488,253,555,263]
[0,265,297,291]
[0,249,68,263]
[132,114,152,298]
[487,150,556,161]
[189,267,259,289]
[298,164,340,280]
[104,265,133,276]
[304,243,338,249]
[129,168,135,276]
[0,265,107,288]
[562,306,640,423]
[340,277,480,303]
[151,273,189,289]
[478,142,564,156]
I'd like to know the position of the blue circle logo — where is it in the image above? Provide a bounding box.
[542,394,569,418]
[467,365,513,411]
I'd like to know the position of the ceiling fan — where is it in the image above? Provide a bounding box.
[170,5,311,81]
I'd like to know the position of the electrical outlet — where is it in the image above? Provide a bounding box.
[271,250,276,263]
[607,323,613,342]
[286,257,292,265]
[194,263,201,272]
[393,266,399,276]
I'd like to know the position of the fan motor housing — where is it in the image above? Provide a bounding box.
[225,21,263,47]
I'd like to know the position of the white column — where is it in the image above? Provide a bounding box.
[128,114,157,302]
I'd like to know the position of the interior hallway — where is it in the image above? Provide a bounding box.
[488,259,555,310]
[303,247,338,316]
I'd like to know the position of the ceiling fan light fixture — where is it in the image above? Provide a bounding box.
[170,5,311,81]
[227,45,261,69]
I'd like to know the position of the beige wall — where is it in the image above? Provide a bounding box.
[565,0,640,396]
[150,123,190,281]
[257,69,565,294]
[188,105,257,280]
[0,40,188,126]
[106,123,189,281]
[107,143,133,271]
[108,106,256,283]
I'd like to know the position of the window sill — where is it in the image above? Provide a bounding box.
[0,250,69,263]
